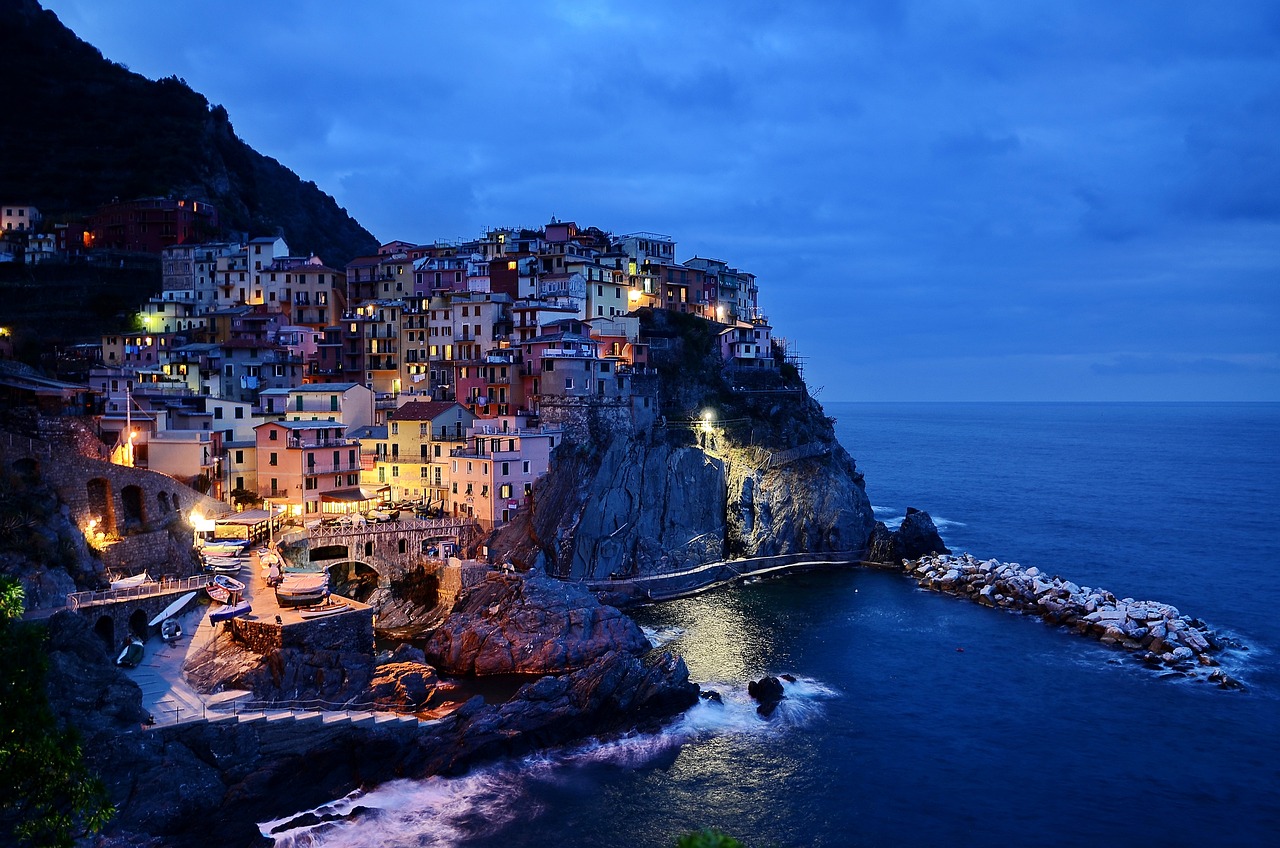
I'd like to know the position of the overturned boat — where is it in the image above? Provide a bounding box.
[274,572,329,607]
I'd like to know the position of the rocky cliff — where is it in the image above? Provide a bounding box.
[491,311,876,580]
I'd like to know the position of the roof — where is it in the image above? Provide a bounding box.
[290,382,361,393]
[388,401,465,422]
[254,419,345,431]
[349,425,387,440]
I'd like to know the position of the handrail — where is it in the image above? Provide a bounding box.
[67,573,215,611]
[206,696,421,716]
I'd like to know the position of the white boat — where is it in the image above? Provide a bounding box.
[148,591,197,627]
[110,572,150,590]
[275,572,329,606]
[160,618,182,641]
[298,601,349,619]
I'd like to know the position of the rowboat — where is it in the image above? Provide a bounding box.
[205,559,246,575]
[206,574,246,604]
[298,601,348,619]
[275,572,329,606]
[209,601,252,622]
[116,637,144,667]
[110,572,150,590]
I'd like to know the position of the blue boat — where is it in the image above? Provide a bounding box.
[208,601,252,622]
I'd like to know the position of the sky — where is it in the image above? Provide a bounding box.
[41,0,1280,401]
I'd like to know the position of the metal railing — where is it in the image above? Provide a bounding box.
[67,573,214,610]
[307,516,474,539]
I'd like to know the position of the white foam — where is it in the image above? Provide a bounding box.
[641,624,687,649]
[264,674,838,846]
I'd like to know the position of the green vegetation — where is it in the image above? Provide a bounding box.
[676,829,745,848]
[0,576,114,847]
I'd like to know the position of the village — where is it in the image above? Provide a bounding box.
[3,200,790,534]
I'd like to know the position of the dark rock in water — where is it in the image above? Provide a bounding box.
[426,572,650,676]
[898,508,951,558]
[701,689,724,704]
[865,509,950,563]
[748,675,785,715]
[781,673,797,683]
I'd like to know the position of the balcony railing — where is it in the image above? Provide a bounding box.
[304,459,363,475]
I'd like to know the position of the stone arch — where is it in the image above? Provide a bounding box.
[327,560,381,603]
[11,456,39,480]
[87,478,116,535]
[310,544,350,562]
[157,491,171,515]
[169,491,182,514]
[128,608,150,638]
[94,615,115,649]
[120,485,146,530]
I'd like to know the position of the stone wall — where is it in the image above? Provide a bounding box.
[436,560,490,609]
[100,526,201,579]
[229,606,375,654]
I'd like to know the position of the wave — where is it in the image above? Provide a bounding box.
[876,510,966,532]
[641,624,687,649]
[262,675,837,846]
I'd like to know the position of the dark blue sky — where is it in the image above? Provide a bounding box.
[44,1,1280,401]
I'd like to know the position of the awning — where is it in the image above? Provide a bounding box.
[321,485,390,503]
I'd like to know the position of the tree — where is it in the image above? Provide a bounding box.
[0,576,114,847]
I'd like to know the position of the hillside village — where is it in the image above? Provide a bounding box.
[3,201,796,535]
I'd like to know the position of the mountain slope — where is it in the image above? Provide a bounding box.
[0,0,378,265]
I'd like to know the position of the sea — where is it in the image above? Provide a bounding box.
[266,402,1280,847]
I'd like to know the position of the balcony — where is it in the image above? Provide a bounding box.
[304,459,363,475]
[286,436,357,449]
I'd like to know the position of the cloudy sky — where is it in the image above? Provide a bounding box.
[42,0,1280,401]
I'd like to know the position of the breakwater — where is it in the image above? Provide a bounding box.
[874,552,1245,688]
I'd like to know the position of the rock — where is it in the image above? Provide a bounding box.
[368,661,439,709]
[425,572,651,676]
[747,675,786,715]
[701,690,724,704]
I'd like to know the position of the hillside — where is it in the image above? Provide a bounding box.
[0,0,378,266]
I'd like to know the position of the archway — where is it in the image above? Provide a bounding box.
[169,491,182,514]
[310,544,350,562]
[157,491,171,515]
[87,478,116,535]
[128,608,150,638]
[121,485,146,530]
[94,615,115,649]
[327,560,380,603]
[12,457,39,480]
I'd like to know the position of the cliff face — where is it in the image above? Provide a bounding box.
[492,403,874,580]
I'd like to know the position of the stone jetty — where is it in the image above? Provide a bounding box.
[883,552,1244,688]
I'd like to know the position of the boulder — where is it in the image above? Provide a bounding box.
[425,572,651,676]
[747,675,786,716]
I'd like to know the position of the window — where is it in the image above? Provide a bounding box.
[295,396,303,411]
[269,452,278,466]
[330,395,339,411]
[391,423,398,435]
[270,477,278,493]
[502,462,509,476]
[234,407,244,419]
[523,461,531,473]
[214,407,224,420]
[305,477,317,490]
[500,483,512,499]
[565,378,573,390]
[392,466,399,477]
[269,429,278,440]
[235,450,244,463]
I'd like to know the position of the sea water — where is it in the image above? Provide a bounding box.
[268,402,1280,847]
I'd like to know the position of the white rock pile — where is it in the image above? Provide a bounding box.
[895,553,1244,689]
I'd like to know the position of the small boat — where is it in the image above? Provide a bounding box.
[148,591,197,627]
[200,542,246,556]
[205,558,246,575]
[298,601,349,619]
[275,572,329,606]
[110,572,150,590]
[160,618,182,641]
[116,637,144,667]
[209,601,252,622]
[206,574,246,604]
